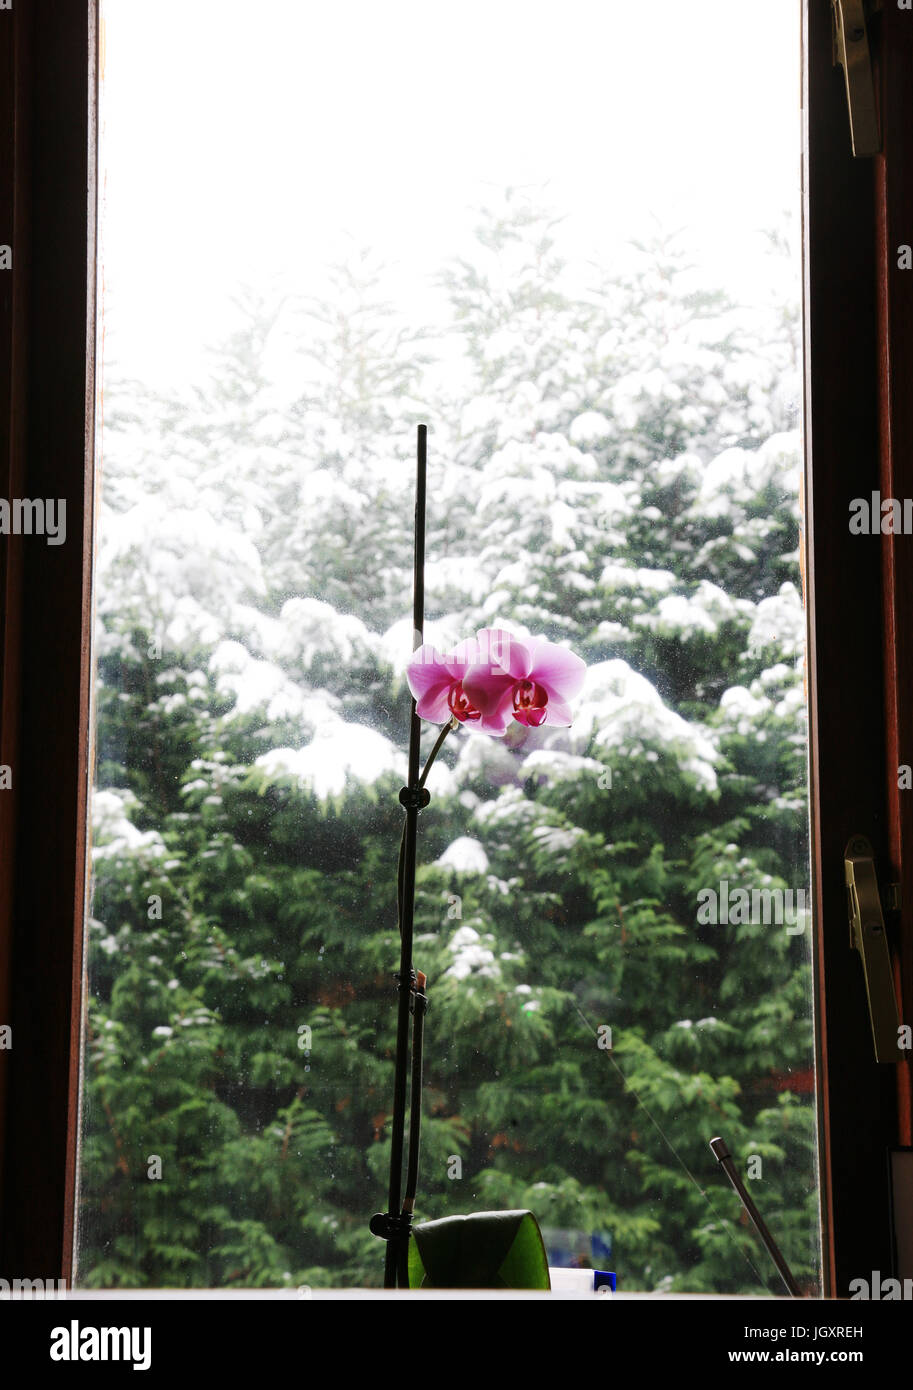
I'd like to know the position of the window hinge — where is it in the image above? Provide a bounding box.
[831,0,882,157]
[845,835,901,1062]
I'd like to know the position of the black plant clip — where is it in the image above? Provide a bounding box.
[368,1210,413,1242]
[398,785,431,811]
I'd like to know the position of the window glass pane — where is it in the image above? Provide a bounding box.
[78,0,818,1293]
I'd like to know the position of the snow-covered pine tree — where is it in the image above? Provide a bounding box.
[80,196,816,1293]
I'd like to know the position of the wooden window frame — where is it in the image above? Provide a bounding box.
[803,0,913,1296]
[0,0,909,1297]
[0,0,98,1282]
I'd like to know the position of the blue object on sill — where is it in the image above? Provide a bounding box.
[547,1266,617,1294]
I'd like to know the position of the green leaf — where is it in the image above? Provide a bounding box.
[408,1210,550,1290]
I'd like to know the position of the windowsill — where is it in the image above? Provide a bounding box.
[54,1289,797,1301]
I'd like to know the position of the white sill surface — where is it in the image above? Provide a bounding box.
[57,1288,792,1301]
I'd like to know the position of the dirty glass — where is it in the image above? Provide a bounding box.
[76,0,818,1293]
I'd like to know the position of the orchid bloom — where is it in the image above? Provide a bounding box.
[405,635,494,731]
[407,628,586,736]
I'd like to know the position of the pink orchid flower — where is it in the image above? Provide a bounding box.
[462,627,586,732]
[407,628,585,736]
[406,635,500,732]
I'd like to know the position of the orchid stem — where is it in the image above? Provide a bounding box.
[420,717,455,788]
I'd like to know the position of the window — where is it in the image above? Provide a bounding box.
[76,0,818,1294]
[1,0,909,1321]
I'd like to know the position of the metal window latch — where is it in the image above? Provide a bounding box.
[831,0,882,157]
[845,835,901,1062]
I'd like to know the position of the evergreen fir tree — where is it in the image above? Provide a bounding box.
[79,197,816,1294]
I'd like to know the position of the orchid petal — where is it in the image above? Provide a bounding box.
[477,683,518,735]
[542,696,574,727]
[407,645,450,699]
[407,645,463,725]
[416,683,459,724]
[441,636,482,679]
[462,660,516,717]
[526,637,587,700]
[475,628,531,680]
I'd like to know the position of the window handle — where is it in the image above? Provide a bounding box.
[845,835,901,1061]
[831,0,881,157]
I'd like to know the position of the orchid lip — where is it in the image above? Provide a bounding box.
[512,679,548,719]
[448,681,481,723]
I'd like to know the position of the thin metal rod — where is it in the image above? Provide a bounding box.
[399,971,427,1289]
[709,1137,803,1297]
[412,423,427,700]
[384,425,427,1287]
[404,973,427,1212]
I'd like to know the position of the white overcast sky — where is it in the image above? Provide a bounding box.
[99,0,801,388]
